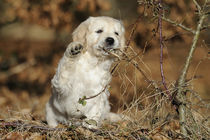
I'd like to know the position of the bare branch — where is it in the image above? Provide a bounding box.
[176,13,207,136]
[193,0,201,13]
[177,14,207,91]
[161,16,196,34]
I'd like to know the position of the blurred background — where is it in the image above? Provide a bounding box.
[0,0,209,120]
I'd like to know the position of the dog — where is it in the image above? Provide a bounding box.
[45,16,126,128]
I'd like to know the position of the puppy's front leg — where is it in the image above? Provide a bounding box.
[64,42,83,58]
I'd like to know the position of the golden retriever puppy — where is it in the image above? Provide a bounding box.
[45,16,125,128]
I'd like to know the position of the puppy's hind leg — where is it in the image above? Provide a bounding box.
[106,112,131,122]
[64,42,84,58]
[45,102,58,127]
[106,112,122,122]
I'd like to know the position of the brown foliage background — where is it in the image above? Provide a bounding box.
[0,0,209,139]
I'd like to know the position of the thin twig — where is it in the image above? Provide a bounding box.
[163,32,190,41]
[201,24,210,30]
[126,15,142,47]
[158,0,170,98]
[193,0,201,13]
[83,85,108,100]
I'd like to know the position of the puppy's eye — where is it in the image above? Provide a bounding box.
[96,29,103,33]
[115,32,119,36]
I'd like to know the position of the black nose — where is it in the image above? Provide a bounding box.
[105,37,114,46]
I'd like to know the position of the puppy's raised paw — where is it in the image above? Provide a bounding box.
[65,42,83,58]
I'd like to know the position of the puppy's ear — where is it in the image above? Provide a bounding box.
[72,17,92,46]
[120,25,126,50]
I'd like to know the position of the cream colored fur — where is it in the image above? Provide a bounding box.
[45,16,125,128]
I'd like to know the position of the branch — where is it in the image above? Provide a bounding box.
[176,13,207,136]
[193,0,201,13]
[161,16,196,34]
[177,14,206,94]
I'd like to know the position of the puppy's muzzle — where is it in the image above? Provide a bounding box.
[98,37,119,56]
[105,37,115,46]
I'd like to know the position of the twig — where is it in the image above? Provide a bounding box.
[161,16,196,34]
[83,85,108,100]
[201,24,210,30]
[147,120,169,135]
[164,32,190,41]
[158,0,170,98]
[193,0,201,13]
[126,15,142,47]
